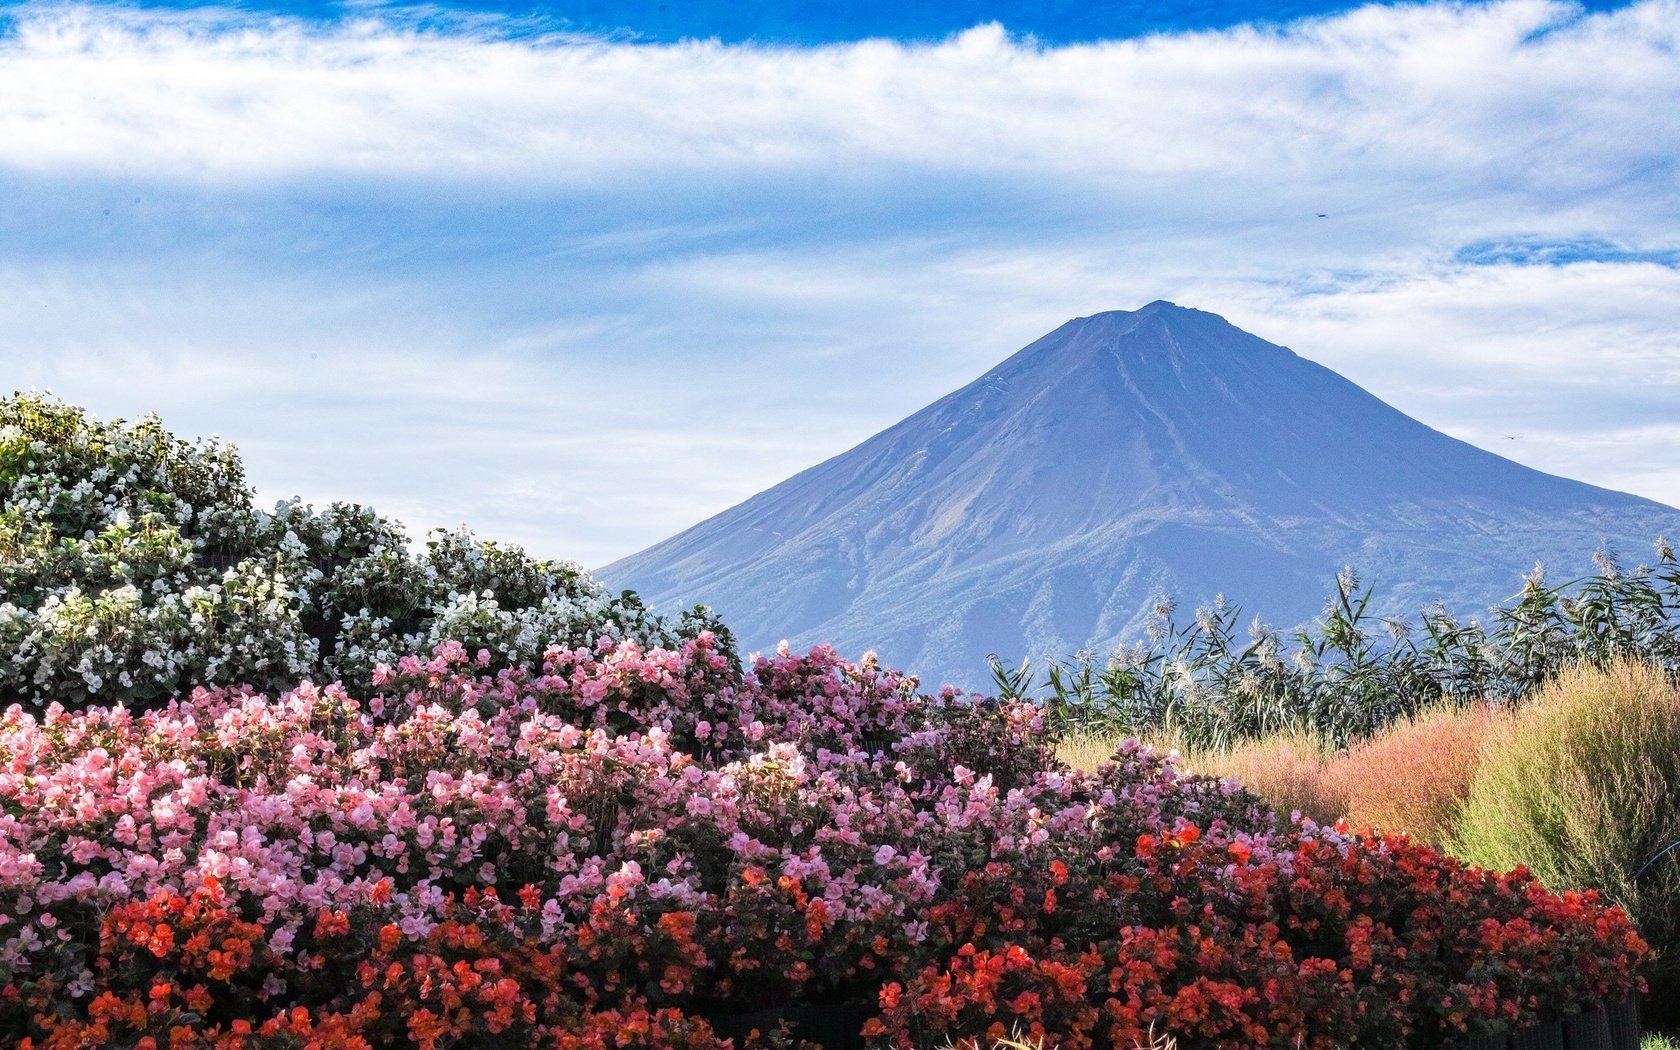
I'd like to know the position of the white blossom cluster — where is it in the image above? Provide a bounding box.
[0,393,722,707]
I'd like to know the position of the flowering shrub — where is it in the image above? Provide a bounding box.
[0,392,726,709]
[0,632,1650,1049]
[0,637,1096,1040]
[16,876,733,1049]
[871,826,1649,1050]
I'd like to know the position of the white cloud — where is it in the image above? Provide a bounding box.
[2,1,1676,205]
[1202,262,1680,497]
[1,0,1677,567]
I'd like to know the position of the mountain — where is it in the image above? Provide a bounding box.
[597,302,1679,689]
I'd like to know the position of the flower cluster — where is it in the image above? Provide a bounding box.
[18,876,734,1049]
[868,825,1649,1049]
[0,633,1650,1048]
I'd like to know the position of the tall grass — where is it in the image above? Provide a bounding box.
[1104,703,1493,841]
[996,542,1680,750]
[1327,702,1501,845]
[1184,730,1346,828]
[1058,729,1347,828]
[1450,660,1680,1012]
[1054,729,1133,775]
[1059,704,1494,841]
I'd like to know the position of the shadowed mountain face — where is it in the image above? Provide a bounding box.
[599,302,1678,690]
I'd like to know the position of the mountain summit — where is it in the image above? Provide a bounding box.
[599,303,1678,688]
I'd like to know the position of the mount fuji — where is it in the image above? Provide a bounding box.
[598,303,1678,690]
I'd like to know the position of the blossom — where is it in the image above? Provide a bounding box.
[0,635,1649,1048]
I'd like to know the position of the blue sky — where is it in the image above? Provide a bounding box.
[3,0,1678,569]
[6,0,1632,43]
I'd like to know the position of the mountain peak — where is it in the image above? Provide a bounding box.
[993,301,1271,387]
[1066,299,1195,327]
[1056,301,1243,343]
[600,308,1677,691]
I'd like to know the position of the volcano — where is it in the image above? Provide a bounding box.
[598,302,1678,689]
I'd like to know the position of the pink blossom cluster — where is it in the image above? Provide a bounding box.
[1,636,1252,1017]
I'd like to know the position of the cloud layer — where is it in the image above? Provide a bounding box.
[5,1,1677,195]
[2,0,1677,569]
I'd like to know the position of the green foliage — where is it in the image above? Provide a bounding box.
[0,392,731,708]
[993,548,1680,750]
[1448,660,1680,1009]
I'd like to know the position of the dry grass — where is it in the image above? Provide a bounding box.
[931,1023,1177,1049]
[1055,730,1133,773]
[1325,702,1504,845]
[1181,729,1347,827]
[1058,702,1510,843]
[1057,728,1347,826]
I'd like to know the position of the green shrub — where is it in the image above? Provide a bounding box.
[1450,660,1680,1012]
[0,392,731,708]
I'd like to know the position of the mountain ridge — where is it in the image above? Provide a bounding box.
[600,303,1678,688]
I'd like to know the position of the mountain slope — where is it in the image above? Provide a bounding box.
[599,302,1678,689]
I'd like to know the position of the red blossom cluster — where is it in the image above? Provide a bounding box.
[869,826,1649,1049]
[15,878,733,1050]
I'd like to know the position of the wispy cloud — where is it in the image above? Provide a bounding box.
[1,0,1676,567]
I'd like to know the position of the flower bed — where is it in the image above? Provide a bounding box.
[0,638,1649,1048]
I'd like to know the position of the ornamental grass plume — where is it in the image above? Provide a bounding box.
[1326,700,1503,846]
[1450,659,1680,1018]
